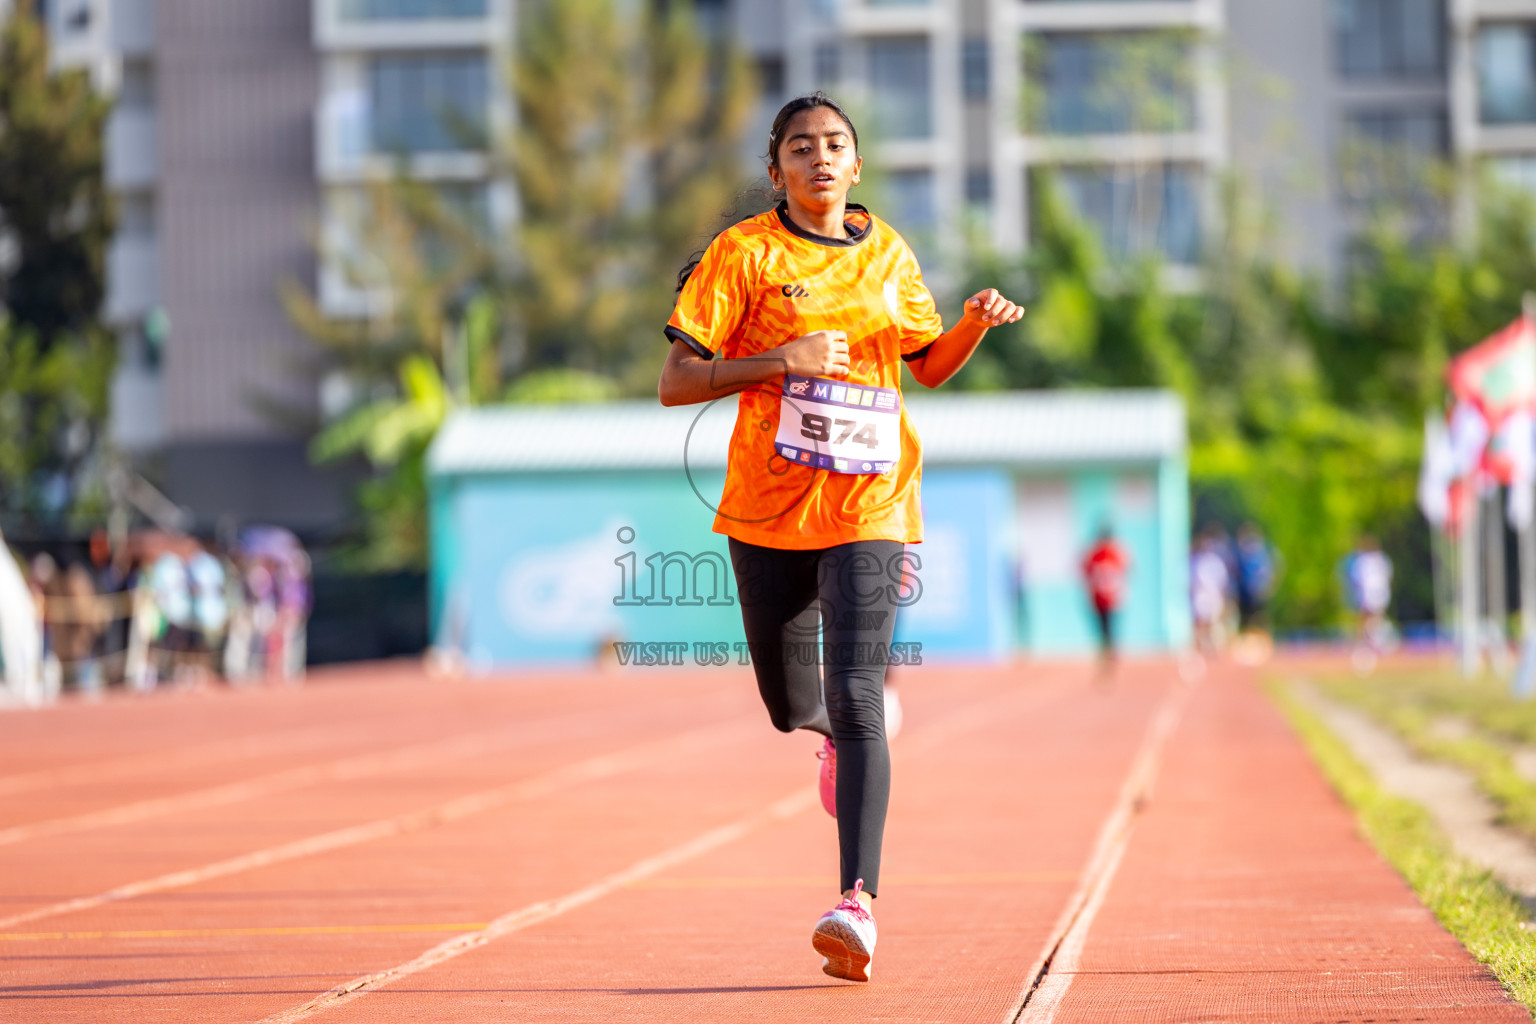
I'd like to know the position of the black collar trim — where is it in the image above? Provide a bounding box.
[774,201,872,248]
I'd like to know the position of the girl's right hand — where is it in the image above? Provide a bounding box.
[780,330,850,378]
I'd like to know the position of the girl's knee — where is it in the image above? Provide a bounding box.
[826,697,886,742]
[764,708,797,733]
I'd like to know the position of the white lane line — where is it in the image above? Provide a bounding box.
[1006,674,1198,1024]
[0,720,747,931]
[0,706,631,846]
[258,679,1074,1023]
[257,788,822,1024]
[0,723,347,799]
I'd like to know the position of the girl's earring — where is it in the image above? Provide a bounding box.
[772,180,784,192]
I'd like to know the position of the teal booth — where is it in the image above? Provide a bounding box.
[427,390,1189,668]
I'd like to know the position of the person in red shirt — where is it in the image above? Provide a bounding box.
[1082,525,1131,673]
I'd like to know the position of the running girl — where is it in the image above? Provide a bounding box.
[657,92,1023,983]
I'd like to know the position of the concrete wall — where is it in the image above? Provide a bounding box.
[1226,0,1451,280]
[429,461,1188,669]
[152,1,358,530]
[158,0,320,443]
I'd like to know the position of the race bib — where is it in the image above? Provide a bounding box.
[774,373,901,474]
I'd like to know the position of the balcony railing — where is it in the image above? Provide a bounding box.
[315,89,490,181]
[338,0,488,19]
[314,0,503,49]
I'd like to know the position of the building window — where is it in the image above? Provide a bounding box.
[1027,32,1197,135]
[1339,107,1446,203]
[815,43,841,88]
[756,56,787,96]
[868,37,932,140]
[889,170,936,228]
[369,52,489,154]
[1489,155,1536,196]
[1343,107,1446,150]
[1479,24,1536,125]
[1043,163,1202,264]
[1335,0,1444,78]
[965,167,992,206]
[963,38,989,100]
[340,0,488,19]
[887,169,936,268]
[694,0,729,40]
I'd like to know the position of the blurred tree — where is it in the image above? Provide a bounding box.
[309,353,453,572]
[952,172,1432,628]
[944,179,1199,407]
[286,0,755,568]
[0,0,112,338]
[0,1,115,528]
[283,177,493,407]
[505,0,756,392]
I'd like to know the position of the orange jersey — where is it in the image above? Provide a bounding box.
[666,202,945,550]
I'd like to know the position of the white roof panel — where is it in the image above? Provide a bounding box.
[427,389,1184,476]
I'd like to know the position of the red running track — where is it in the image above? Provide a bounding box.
[0,659,1523,1022]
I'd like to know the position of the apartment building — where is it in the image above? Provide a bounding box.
[23,0,1536,528]
[313,0,513,321]
[984,0,1226,269]
[735,0,1225,276]
[1226,0,1536,280]
[55,0,513,529]
[1456,2,1536,192]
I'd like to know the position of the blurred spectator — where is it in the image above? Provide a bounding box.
[0,531,41,703]
[90,527,132,684]
[1342,535,1394,669]
[53,563,108,692]
[232,527,310,683]
[1190,527,1231,654]
[1232,523,1279,665]
[28,553,62,696]
[148,550,195,683]
[275,547,311,680]
[0,525,302,699]
[1081,524,1131,675]
[189,547,230,674]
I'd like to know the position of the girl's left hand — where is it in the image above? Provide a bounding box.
[963,288,1025,327]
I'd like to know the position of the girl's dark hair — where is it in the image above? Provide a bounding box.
[764,91,859,170]
[675,92,860,293]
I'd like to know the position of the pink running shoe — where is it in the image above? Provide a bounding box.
[817,737,836,817]
[812,879,876,982]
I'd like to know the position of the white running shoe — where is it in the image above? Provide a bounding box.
[812,879,877,982]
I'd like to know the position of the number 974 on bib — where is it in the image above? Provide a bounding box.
[773,373,902,475]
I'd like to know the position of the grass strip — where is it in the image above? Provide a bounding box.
[1324,678,1536,843]
[1350,670,1536,747]
[1269,681,1536,1016]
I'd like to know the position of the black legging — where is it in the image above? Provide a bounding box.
[728,537,901,897]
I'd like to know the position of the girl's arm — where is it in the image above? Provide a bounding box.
[906,288,1024,389]
[658,329,851,407]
